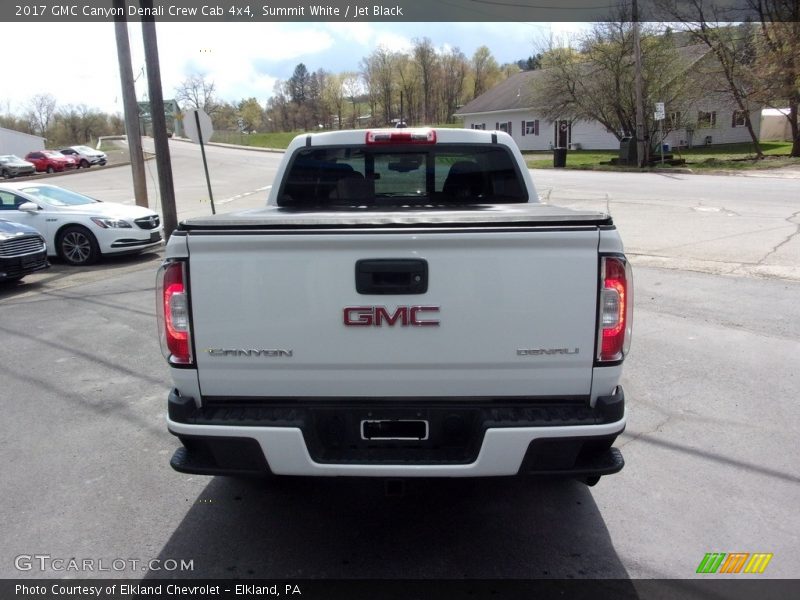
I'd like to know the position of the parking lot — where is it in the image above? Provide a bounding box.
[1,140,798,582]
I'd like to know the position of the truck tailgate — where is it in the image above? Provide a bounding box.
[186,226,600,399]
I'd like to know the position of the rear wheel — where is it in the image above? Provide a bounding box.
[1,169,10,179]
[46,165,55,174]
[58,226,99,266]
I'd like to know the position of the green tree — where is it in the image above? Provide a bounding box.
[471,46,501,98]
[237,97,264,132]
[287,63,310,105]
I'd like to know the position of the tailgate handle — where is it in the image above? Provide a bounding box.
[356,259,428,295]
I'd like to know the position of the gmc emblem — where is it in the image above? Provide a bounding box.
[343,306,440,327]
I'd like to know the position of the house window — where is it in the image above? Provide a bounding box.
[669,112,681,129]
[471,123,486,130]
[495,121,512,135]
[523,120,540,136]
[732,110,746,127]
[697,111,717,128]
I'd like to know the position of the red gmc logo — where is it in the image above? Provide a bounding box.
[343,306,440,327]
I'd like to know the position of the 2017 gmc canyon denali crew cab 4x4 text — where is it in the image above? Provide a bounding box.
[157,128,633,485]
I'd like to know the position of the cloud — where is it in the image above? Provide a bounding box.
[0,21,590,115]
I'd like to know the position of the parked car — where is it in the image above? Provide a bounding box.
[24,151,77,174]
[0,183,162,266]
[58,145,108,168]
[0,218,49,282]
[0,155,37,179]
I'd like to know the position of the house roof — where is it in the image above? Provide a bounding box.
[455,70,549,116]
[455,43,711,118]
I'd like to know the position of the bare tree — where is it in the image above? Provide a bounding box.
[440,48,468,123]
[27,93,57,138]
[657,1,764,156]
[413,38,439,123]
[750,0,800,156]
[535,22,697,150]
[323,73,347,129]
[361,47,397,125]
[341,72,363,128]
[175,74,218,115]
[657,0,800,157]
[395,54,420,124]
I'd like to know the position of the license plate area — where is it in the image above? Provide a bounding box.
[150,232,162,242]
[361,419,429,441]
[21,255,40,268]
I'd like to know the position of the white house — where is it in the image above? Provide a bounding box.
[455,45,764,151]
[0,126,45,156]
[454,69,619,151]
[661,100,762,149]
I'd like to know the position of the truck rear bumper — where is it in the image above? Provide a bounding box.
[167,389,626,478]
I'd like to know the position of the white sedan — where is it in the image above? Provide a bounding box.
[0,183,163,266]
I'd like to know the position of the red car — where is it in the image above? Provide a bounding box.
[24,150,78,174]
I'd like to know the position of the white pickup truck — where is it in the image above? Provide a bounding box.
[157,128,632,485]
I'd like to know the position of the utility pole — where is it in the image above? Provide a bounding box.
[113,0,148,208]
[141,0,178,241]
[632,0,647,167]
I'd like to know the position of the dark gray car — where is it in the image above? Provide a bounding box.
[0,155,36,179]
[0,218,49,282]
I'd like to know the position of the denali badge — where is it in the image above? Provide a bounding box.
[517,348,580,356]
[343,306,440,327]
[207,349,293,357]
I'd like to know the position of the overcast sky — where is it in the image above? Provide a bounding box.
[1,21,588,116]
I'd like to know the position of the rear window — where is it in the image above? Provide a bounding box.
[277,144,527,207]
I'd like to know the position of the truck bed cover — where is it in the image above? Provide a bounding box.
[177,204,613,231]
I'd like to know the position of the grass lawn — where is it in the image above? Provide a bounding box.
[523,141,798,171]
[209,129,797,173]
[210,124,465,149]
[210,131,301,148]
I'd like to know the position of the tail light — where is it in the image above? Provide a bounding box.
[597,256,633,363]
[365,128,436,144]
[156,261,193,366]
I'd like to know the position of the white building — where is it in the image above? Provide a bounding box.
[759,108,792,142]
[0,126,45,157]
[455,45,764,151]
[454,69,619,151]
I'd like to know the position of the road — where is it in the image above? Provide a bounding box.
[50,139,800,280]
[1,141,798,583]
